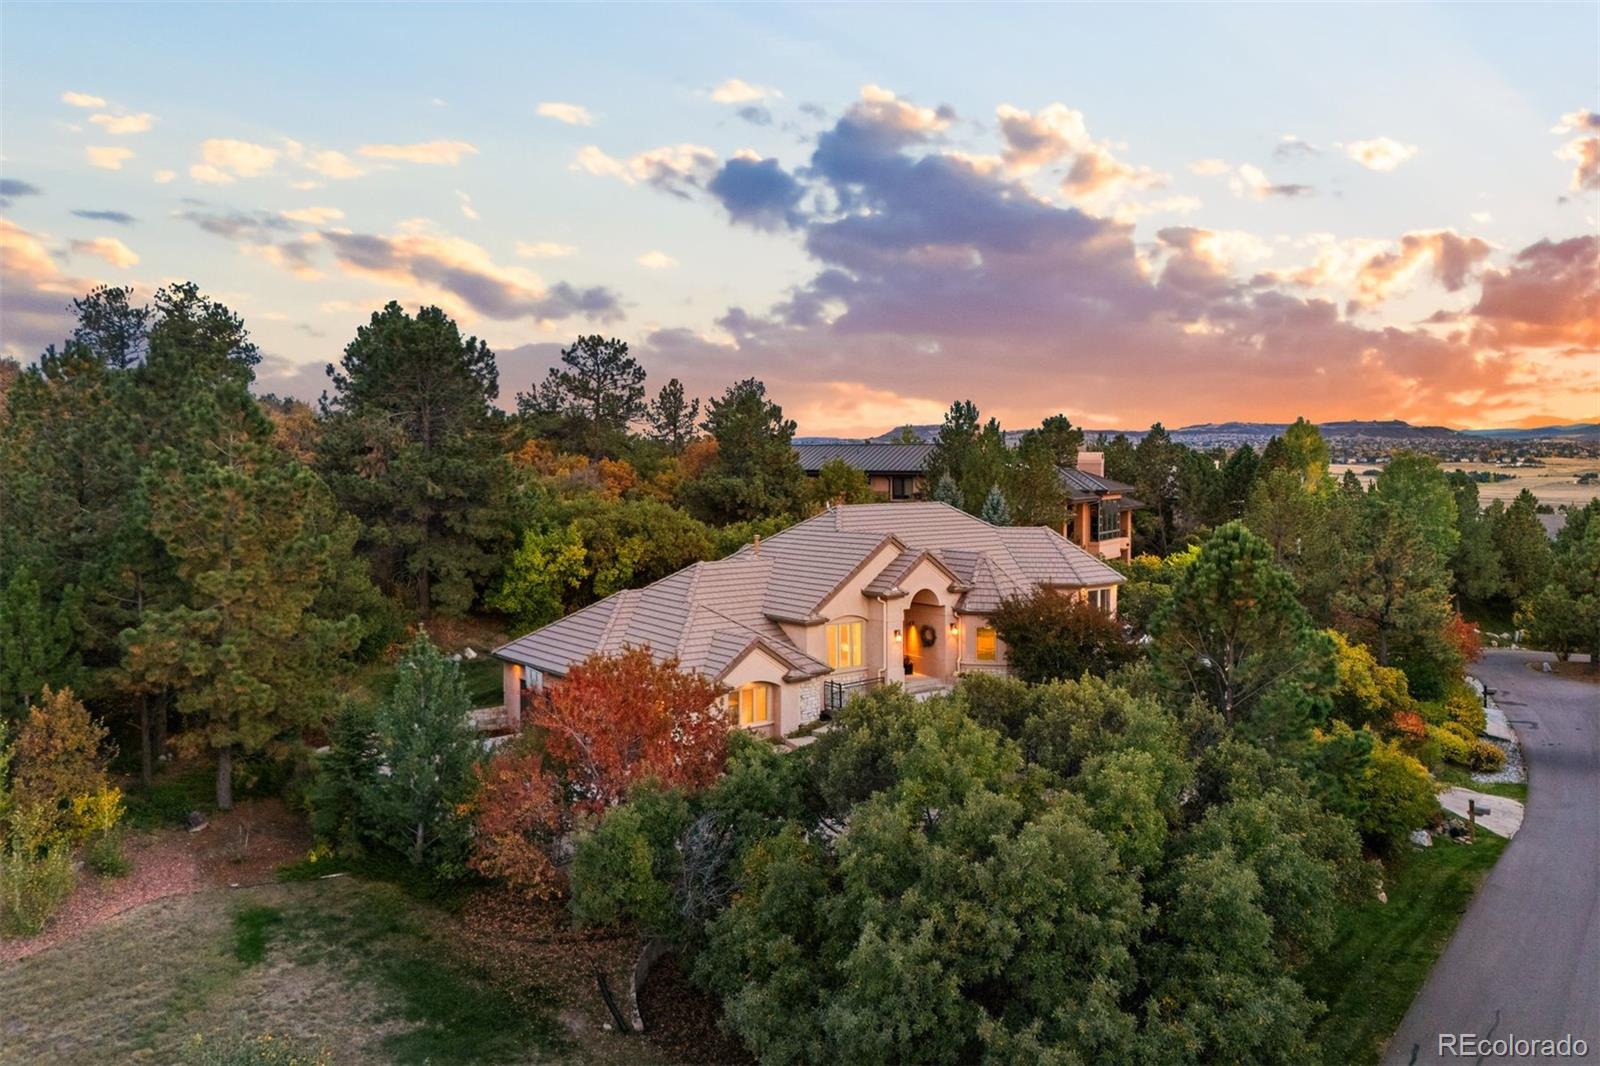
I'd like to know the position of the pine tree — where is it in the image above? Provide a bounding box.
[361,633,480,870]
[123,412,363,809]
[932,472,963,507]
[646,377,700,453]
[318,303,511,617]
[1493,489,1553,602]
[523,334,647,457]
[980,484,1012,526]
[678,378,806,524]
[1336,498,1452,667]
[0,565,83,725]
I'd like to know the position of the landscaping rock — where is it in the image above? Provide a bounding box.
[1410,828,1433,848]
[185,811,209,832]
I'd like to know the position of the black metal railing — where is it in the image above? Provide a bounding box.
[822,676,883,716]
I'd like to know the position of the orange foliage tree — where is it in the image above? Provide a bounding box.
[471,647,730,896]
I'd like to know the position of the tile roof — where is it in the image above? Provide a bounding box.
[793,442,936,475]
[495,502,1123,680]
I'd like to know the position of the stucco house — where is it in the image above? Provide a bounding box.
[1058,451,1141,562]
[493,502,1124,739]
[793,442,936,501]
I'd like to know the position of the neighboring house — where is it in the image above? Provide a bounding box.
[793,442,936,500]
[494,502,1124,740]
[1058,452,1141,562]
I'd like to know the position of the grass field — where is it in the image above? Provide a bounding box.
[1299,830,1507,1066]
[0,877,569,1065]
[1331,456,1599,511]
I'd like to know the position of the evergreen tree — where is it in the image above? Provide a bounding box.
[362,633,481,871]
[1517,500,1599,670]
[1336,497,1452,668]
[1149,521,1333,747]
[318,303,510,617]
[1218,445,1259,520]
[1030,414,1083,468]
[1493,489,1554,602]
[923,401,1006,512]
[932,472,962,506]
[1372,451,1459,563]
[0,565,83,725]
[524,335,648,457]
[645,377,700,453]
[980,484,1012,526]
[678,379,806,524]
[1134,424,1180,553]
[123,412,364,809]
[1446,474,1504,603]
[1001,433,1069,527]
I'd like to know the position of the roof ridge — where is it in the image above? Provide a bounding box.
[673,564,708,659]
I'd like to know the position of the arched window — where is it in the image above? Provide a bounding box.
[725,681,776,727]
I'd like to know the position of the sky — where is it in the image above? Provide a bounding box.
[1,2,1596,436]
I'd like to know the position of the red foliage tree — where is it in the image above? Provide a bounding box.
[470,647,730,896]
[1444,613,1483,665]
[534,647,729,812]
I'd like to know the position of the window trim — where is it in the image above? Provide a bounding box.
[726,681,775,727]
[1096,501,1121,541]
[974,625,998,661]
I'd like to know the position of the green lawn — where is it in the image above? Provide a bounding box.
[1436,764,1528,804]
[1300,830,1507,1066]
[347,654,502,708]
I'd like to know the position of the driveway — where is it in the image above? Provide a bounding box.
[1383,650,1599,1064]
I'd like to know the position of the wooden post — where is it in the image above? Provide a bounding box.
[1467,799,1490,843]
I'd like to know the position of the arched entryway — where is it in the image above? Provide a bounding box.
[902,589,953,682]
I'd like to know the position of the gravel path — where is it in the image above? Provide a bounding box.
[0,831,200,963]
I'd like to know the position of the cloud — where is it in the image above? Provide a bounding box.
[1550,109,1600,135]
[280,206,345,225]
[710,79,780,104]
[1551,112,1600,193]
[176,207,320,276]
[636,250,678,269]
[1273,135,1319,161]
[1188,158,1231,176]
[153,169,176,184]
[88,112,154,135]
[996,103,1089,173]
[1468,235,1599,350]
[1344,137,1419,171]
[735,105,773,127]
[357,140,477,165]
[0,179,43,207]
[0,219,98,358]
[70,236,139,268]
[457,190,479,220]
[537,102,593,126]
[516,241,577,258]
[571,143,719,198]
[616,87,1597,431]
[71,209,137,225]
[86,146,134,170]
[320,225,621,323]
[61,91,106,109]
[284,141,366,180]
[189,138,279,183]
[707,155,805,230]
[1229,163,1313,199]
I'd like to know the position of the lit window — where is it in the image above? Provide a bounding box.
[827,619,865,669]
[975,626,997,661]
[725,682,775,727]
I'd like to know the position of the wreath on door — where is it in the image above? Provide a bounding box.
[919,624,938,647]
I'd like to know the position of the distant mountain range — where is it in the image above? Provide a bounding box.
[793,419,1598,446]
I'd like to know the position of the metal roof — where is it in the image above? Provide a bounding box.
[496,502,1124,680]
[793,443,936,475]
[1058,465,1137,499]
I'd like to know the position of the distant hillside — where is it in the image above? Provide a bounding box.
[798,418,1599,446]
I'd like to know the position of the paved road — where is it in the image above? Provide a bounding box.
[1384,650,1599,1064]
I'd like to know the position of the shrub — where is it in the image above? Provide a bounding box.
[1441,720,1475,744]
[1427,724,1471,765]
[988,589,1134,683]
[0,843,76,937]
[85,824,131,878]
[1444,690,1487,735]
[1467,740,1507,774]
[1356,738,1437,854]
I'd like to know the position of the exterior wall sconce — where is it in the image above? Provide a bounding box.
[893,627,902,642]
[948,620,959,637]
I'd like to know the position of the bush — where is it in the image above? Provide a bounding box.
[1444,690,1487,735]
[1427,724,1471,766]
[1467,740,1507,774]
[988,589,1134,683]
[0,844,76,937]
[85,824,131,877]
[1441,720,1475,744]
[1356,738,1437,854]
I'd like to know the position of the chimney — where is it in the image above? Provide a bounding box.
[1077,450,1105,476]
[753,534,761,557]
